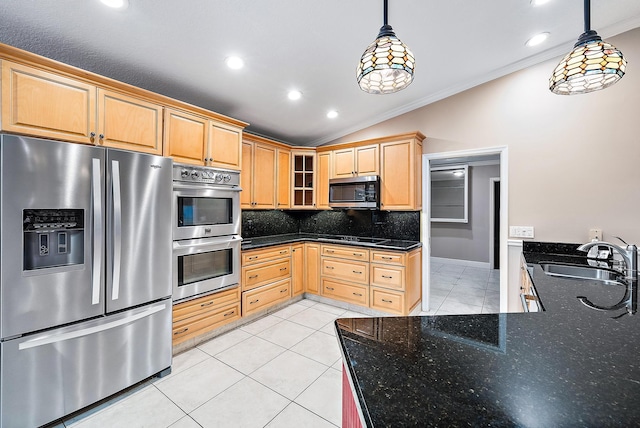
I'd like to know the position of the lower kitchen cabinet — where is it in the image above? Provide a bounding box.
[242,278,291,317]
[322,278,369,306]
[369,248,422,315]
[292,244,304,296]
[172,286,241,346]
[305,243,320,294]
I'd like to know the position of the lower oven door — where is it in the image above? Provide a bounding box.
[173,235,241,302]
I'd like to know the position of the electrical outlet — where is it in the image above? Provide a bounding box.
[589,228,602,241]
[510,226,535,239]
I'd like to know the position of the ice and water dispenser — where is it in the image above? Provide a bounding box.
[23,209,85,271]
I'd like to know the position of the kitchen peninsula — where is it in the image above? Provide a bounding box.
[337,242,640,427]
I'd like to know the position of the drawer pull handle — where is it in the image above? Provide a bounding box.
[280,289,288,293]
[381,299,393,303]
[280,250,287,254]
[326,266,335,270]
[326,287,335,291]
[381,256,393,260]
[248,256,258,260]
[280,267,287,271]
[249,275,259,279]
[353,253,362,257]
[353,270,362,274]
[382,275,393,279]
[250,299,259,304]
[224,310,235,317]
[326,250,335,253]
[353,293,363,297]
[174,328,188,335]
[200,301,214,307]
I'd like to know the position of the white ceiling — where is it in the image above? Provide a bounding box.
[1,1,639,146]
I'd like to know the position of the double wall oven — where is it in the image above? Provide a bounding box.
[172,163,241,302]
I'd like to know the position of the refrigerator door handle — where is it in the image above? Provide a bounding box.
[91,158,103,305]
[111,160,122,301]
[18,303,167,350]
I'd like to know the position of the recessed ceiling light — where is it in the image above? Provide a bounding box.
[525,32,550,47]
[288,90,302,101]
[225,56,244,70]
[100,0,129,9]
[530,0,551,6]
[327,110,338,119]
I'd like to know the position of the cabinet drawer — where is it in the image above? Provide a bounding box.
[173,286,241,322]
[370,264,405,291]
[242,278,291,317]
[242,259,291,291]
[172,302,240,346]
[321,278,368,306]
[242,246,290,265]
[321,245,369,261]
[321,258,369,285]
[370,250,405,265]
[370,287,405,315]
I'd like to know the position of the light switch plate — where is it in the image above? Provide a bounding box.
[589,228,602,241]
[510,226,535,239]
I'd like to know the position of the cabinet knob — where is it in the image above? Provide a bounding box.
[99,134,104,140]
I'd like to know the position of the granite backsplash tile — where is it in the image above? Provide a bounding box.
[241,209,420,241]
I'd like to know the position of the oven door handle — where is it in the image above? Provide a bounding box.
[173,236,241,255]
[172,182,241,192]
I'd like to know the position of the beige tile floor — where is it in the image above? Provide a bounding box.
[53,265,498,427]
[57,300,370,428]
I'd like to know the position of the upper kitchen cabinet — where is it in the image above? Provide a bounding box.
[276,147,291,209]
[241,134,278,209]
[380,132,425,210]
[316,151,331,209]
[163,110,243,169]
[1,60,96,144]
[291,150,316,209]
[97,89,163,155]
[331,144,379,178]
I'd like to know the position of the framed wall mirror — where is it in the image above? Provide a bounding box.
[430,165,468,223]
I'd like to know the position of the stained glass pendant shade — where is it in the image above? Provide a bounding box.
[549,0,626,95]
[357,0,415,94]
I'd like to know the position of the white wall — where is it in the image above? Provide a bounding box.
[431,164,500,263]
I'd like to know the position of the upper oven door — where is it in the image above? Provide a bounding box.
[173,183,240,240]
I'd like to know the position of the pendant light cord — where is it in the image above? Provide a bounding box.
[584,0,590,32]
[383,0,388,26]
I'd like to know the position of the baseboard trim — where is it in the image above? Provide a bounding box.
[430,257,491,269]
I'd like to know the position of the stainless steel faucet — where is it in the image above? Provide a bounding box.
[577,237,638,281]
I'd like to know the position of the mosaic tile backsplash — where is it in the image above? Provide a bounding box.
[241,210,420,241]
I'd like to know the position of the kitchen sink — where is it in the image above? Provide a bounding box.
[540,263,626,286]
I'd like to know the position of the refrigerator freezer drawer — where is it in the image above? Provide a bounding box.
[0,300,172,428]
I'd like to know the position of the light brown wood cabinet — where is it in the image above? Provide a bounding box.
[241,138,277,209]
[163,108,208,164]
[291,244,304,296]
[332,144,379,178]
[241,244,292,316]
[172,287,241,346]
[316,151,331,209]
[369,248,422,315]
[277,148,291,208]
[320,244,371,306]
[291,150,316,209]
[305,243,320,294]
[208,121,242,170]
[1,61,163,154]
[380,135,424,210]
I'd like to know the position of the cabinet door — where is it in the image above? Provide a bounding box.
[97,89,163,155]
[163,108,207,165]
[305,243,320,294]
[209,121,242,170]
[276,148,291,209]
[1,61,96,144]
[291,151,316,209]
[355,144,379,176]
[292,244,304,296]
[252,143,276,209]
[240,141,253,208]
[332,148,355,178]
[316,151,331,209]
[380,139,415,210]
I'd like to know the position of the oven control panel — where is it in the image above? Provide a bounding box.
[172,163,240,186]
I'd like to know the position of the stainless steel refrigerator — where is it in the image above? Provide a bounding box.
[0,134,173,427]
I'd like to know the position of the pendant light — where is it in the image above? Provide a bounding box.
[549,0,626,95]
[356,0,415,94]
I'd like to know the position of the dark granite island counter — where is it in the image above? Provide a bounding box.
[336,244,640,427]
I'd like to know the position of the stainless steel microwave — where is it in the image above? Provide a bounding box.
[329,176,380,209]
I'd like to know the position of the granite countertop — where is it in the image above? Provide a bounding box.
[336,242,640,427]
[240,233,422,251]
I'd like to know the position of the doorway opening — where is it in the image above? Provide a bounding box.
[421,147,508,314]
